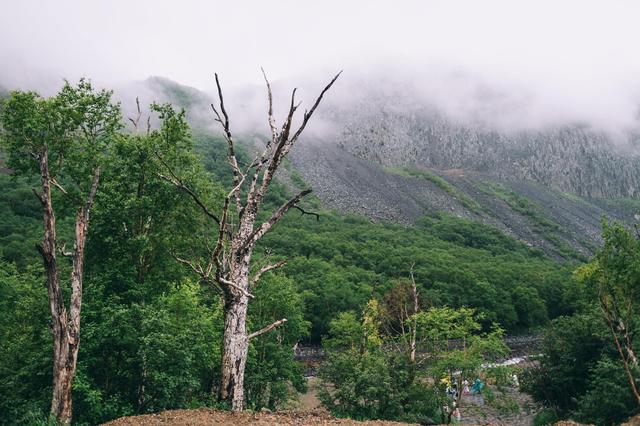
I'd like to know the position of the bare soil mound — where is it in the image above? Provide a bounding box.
[101,408,416,426]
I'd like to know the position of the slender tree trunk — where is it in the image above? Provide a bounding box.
[37,151,99,424]
[37,152,73,424]
[409,264,418,364]
[606,318,640,404]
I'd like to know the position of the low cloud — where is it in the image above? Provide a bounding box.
[2,0,640,140]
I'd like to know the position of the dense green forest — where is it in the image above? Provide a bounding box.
[0,83,638,425]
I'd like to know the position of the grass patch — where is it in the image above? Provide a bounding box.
[478,182,583,260]
[385,166,484,214]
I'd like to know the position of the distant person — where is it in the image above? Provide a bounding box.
[462,379,470,395]
[471,378,484,394]
[452,407,461,424]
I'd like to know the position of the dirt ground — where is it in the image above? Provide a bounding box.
[102,408,416,426]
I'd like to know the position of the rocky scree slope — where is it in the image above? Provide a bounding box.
[288,101,640,259]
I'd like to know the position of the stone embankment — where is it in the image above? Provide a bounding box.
[294,335,541,377]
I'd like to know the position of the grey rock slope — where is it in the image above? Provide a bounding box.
[334,103,640,198]
[290,139,638,259]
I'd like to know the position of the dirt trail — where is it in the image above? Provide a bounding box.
[102,408,415,426]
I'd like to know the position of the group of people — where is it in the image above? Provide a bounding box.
[441,376,487,423]
[443,377,485,400]
[441,373,520,423]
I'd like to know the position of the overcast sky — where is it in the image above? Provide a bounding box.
[2,0,640,131]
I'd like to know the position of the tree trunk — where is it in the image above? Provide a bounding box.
[219,293,250,411]
[37,151,99,424]
[37,152,73,424]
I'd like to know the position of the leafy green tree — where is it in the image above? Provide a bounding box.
[0,79,121,424]
[574,357,639,425]
[318,304,438,423]
[522,311,609,415]
[578,222,640,404]
[414,307,508,422]
[522,308,639,425]
[71,103,224,422]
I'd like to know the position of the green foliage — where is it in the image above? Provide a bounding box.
[533,408,558,426]
[263,212,573,339]
[523,309,640,424]
[245,273,310,410]
[319,302,511,423]
[522,311,610,415]
[588,221,640,340]
[415,307,509,422]
[0,101,308,424]
[0,80,585,424]
[478,182,583,260]
[574,357,638,425]
[0,174,41,267]
[1,79,121,188]
[0,261,50,423]
[318,308,438,423]
[534,220,640,425]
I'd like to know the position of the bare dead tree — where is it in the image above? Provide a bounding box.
[378,263,424,368]
[409,263,419,364]
[160,69,340,411]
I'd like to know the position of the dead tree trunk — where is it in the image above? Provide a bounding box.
[409,264,419,364]
[220,292,250,407]
[35,149,101,424]
[161,70,340,411]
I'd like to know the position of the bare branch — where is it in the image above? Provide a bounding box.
[212,74,244,214]
[128,97,143,131]
[261,68,278,144]
[50,177,68,195]
[85,167,101,210]
[293,205,320,221]
[248,318,287,340]
[244,189,312,249]
[241,69,281,210]
[155,152,220,224]
[175,255,205,277]
[218,277,255,299]
[250,259,287,287]
[253,72,341,208]
[32,188,45,205]
[289,71,342,143]
[58,243,73,257]
[209,197,230,279]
